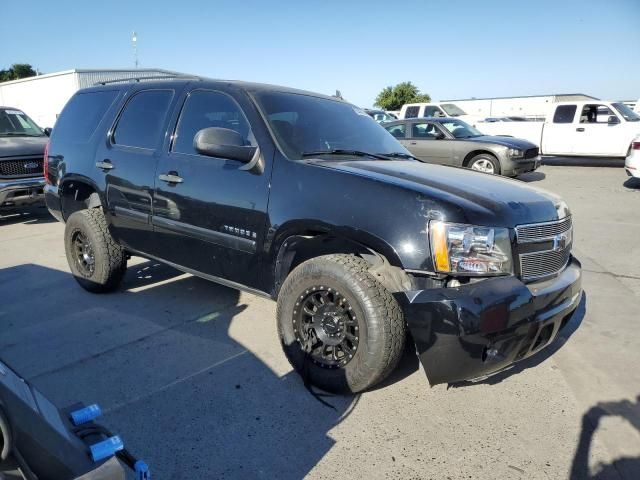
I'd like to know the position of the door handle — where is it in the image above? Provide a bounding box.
[95,160,114,170]
[158,172,184,184]
[576,128,585,132]
[410,141,417,145]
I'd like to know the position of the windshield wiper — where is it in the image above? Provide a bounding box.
[302,149,390,160]
[377,152,419,160]
[0,132,43,137]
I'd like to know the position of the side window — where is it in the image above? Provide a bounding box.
[579,104,616,124]
[173,90,254,155]
[412,122,440,139]
[405,106,420,118]
[553,105,577,124]
[423,106,444,117]
[53,90,119,142]
[385,124,406,139]
[112,90,173,149]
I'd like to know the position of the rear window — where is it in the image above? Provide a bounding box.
[405,106,420,118]
[553,105,577,124]
[112,90,173,149]
[53,90,119,142]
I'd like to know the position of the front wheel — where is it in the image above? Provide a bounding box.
[64,209,127,293]
[468,153,500,175]
[277,254,405,394]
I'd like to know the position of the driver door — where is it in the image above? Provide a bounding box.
[406,122,452,164]
[151,89,271,290]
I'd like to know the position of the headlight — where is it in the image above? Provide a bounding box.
[508,148,523,157]
[429,221,513,275]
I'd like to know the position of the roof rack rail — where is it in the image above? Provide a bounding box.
[94,75,201,86]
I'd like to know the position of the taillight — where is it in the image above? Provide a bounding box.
[632,141,640,151]
[44,141,50,184]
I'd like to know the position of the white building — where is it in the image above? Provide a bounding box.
[0,68,181,127]
[440,93,599,119]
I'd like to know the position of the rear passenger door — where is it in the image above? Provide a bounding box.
[151,88,272,290]
[96,88,176,253]
[542,105,578,155]
[407,122,453,164]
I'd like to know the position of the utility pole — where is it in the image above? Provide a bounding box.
[132,31,138,69]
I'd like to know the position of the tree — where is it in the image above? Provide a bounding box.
[0,64,37,82]
[374,81,431,110]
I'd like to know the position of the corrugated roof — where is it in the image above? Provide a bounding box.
[440,93,599,101]
[0,68,181,86]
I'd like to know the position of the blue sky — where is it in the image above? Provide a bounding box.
[2,0,639,107]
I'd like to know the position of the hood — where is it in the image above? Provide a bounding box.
[466,135,537,150]
[0,136,48,158]
[311,159,565,227]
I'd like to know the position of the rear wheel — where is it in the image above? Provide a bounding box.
[277,254,405,394]
[468,153,500,175]
[64,209,127,293]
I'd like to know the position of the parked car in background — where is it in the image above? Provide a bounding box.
[480,101,640,157]
[384,117,540,176]
[45,76,581,394]
[625,139,640,178]
[0,107,49,211]
[364,109,397,123]
[398,102,482,125]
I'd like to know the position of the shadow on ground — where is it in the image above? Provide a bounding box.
[570,395,640,479]
[0,262,357,479]
[518,171,546,182]
[0,205,55,226]
[449,292,586,389]
[542,156,624,168]
[623,177,640,190]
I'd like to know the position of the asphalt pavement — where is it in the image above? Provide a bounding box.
[0,164,638,479]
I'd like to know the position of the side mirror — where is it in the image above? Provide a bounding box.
[43,127,52,137]
[608,115,620,125]
[435,132,446,140]
[194,127,257,162]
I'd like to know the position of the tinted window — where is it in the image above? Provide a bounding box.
[113,90,173,149]
[0,109,43,137]
[412,123,440,139]
[53,90,118,142]
[553,105,577,124]
[405,106,420,118]
[173,91,253,155]
[385,124,406,138]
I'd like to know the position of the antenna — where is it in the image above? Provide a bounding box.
[132,31,138,69]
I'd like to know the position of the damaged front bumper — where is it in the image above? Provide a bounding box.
[397,257,582,385]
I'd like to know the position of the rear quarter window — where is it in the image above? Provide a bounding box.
[553,105,577,124]
[53,90,119,142]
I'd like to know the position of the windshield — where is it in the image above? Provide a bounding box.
[440,103,467,117]
[0,109,44,137]
[253,91,409,160]
[439,119,483,138]
[612,103,640,122]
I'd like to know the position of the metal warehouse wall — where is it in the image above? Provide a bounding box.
[0,71,78,128]
[0,69,180,128]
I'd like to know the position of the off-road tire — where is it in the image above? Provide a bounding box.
[64,209,127,293]
[277,254,405,394]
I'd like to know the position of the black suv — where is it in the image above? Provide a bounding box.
[45,77,582,393]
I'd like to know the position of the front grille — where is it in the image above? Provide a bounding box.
[520,248,571,281]
[524,147,539,159]
[515,216,573,281]
[516,216,572,243]
[0,157,44,178]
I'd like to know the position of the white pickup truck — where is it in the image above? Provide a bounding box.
[398,102,482,126]
[479,101,640,157]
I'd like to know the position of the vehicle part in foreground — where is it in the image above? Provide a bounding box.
[625,140,640,178]
[45,76,582,393]
[0,358,150,479]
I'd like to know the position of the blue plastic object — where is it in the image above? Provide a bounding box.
[135,460,151,479]
[89,435,124,462]
[70,404,102,426]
